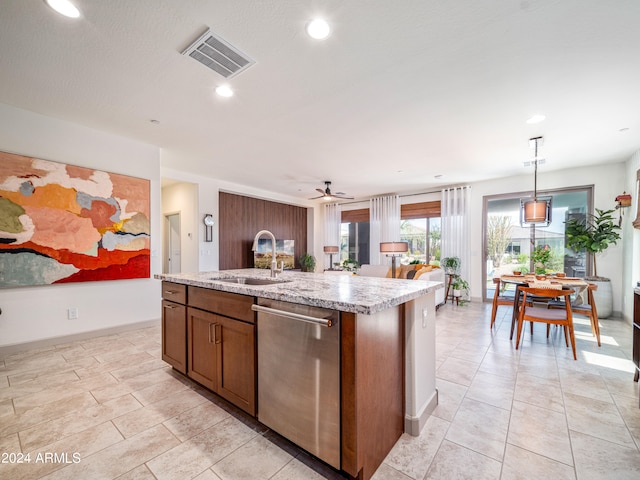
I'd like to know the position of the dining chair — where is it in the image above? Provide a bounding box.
[490,277,515,330]
[547,283,600,346]
[515,286,577,360]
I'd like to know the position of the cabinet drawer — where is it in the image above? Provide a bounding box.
[162,281,186,304]
[189,286,255,323]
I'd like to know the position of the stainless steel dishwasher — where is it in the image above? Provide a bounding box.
[253,298,340,469]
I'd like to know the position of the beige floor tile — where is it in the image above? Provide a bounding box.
[517,353,559,381]
[507,400,573,466]
[449,342,489,364]
[431,379,467,422]
[270,458,333,480]
[130,375,190,406]
[436,356,480,386]
[0,398,14,418]
[212,434,294,480]
[466,370,515,410]
[19,394,141,451]
[40,423,179,480]
[563,391,636,448]
[8,365,80,387]
[514,372,565,413]
[478,351,520,380]
[612,393,640,448]
[0,370,81,403]
[445,397,510,462]
[558,368,614,403]
[0,392,98,438]
[90,366,179,404]
[369,463,412,480]
[192,469,223,480]
[0,432,20,455]
[163,401,231,442]
[571,430,640,480]
[146,417,257,480]
[382,414,449,479]
[425,440,501,480]
[500,443,575,480]
[109,358,169,381]
[12,372,118,414]
[114,464,156,479]
[73,351,156,379]
[112,388,208,438]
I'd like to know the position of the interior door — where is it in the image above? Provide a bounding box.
[165,213,181,273]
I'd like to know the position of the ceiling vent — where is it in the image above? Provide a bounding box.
[182,28,255,79]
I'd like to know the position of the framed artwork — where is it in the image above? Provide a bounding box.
[0,151,150,287]
[253,239,295,269]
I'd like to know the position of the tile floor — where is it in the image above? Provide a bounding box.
[1,301,639,479]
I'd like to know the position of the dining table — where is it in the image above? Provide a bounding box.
[499,274,589,340]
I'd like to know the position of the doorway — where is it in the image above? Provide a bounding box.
[164,213,181,274]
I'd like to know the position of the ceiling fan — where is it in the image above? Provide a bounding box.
[309,181,354,200]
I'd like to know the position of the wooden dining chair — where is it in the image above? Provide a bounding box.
[516,287,577,360]
[547,283,600,346]
[490,277,514,330]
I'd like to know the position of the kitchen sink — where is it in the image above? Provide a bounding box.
[212,277,291,286]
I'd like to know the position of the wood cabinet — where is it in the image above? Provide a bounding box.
[161,282,187,374]
[186,287,256,416]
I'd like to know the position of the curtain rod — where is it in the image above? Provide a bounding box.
[336,186,469,206]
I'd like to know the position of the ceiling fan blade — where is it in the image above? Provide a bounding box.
[333,194,354,199]
[316,188,326,194]
[308,194,326,200]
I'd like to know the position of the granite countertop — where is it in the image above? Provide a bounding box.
[155,268,443,315]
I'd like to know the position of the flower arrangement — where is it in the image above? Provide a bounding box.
[531,245,551,274]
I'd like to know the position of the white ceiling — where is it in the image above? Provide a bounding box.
[1,0,639,201]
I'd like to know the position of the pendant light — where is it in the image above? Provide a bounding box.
[521,136,551,226]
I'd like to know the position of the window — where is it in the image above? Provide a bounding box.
[483,186,592,301]
[340,201,441,266]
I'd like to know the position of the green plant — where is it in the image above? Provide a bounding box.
[531,245,551,274]
[517,253,529,264]
[441,256,460,274]
[299,253,316,272]
[341,258,360,272]
[565,208,621,278]
[451,277,469,292]
[409,259,421,264]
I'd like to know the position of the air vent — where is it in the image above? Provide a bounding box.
[182,29,255,79]
[523,159,546,167]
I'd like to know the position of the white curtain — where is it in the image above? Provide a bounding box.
[441,186,471,282]
[370,195,401,265]
[324,203,341,268]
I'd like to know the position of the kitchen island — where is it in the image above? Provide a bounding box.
[155,269,442,480]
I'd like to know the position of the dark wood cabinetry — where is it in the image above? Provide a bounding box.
[161,282,187,374]
[186,307,256,415]
[156,285,255,416]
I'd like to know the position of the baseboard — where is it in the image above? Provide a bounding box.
[0,318,160,358]
[404,388,439,436]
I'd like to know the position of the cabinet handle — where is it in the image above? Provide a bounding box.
[164,304,177,309]
[209,323,214,343]
[214,324,222,344]
[164,290,178,295]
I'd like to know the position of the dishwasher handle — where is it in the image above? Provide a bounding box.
[251,304,333,327]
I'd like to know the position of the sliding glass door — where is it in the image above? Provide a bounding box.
[483,186,592,301]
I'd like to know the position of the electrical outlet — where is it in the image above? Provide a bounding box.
[67,307,78,320]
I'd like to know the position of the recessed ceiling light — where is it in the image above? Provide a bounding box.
[306,19,331,40]
[44,0,80,18]
[215,85,234,98]
[526,114,546,124]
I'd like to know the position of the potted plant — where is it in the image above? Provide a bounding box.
[565,208,621,317]
[299,253,316,272]
[530,245,551,275]
[451,277,470,305]
[441,256,460,275]
[341,258,360,273]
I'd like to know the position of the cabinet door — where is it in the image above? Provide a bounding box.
[187,308,218,390]
[162,300,187,374]
[217,316,256,415]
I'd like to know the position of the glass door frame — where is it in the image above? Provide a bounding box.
[481,185,593,302]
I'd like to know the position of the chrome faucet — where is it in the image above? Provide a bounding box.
[252,230,283,278]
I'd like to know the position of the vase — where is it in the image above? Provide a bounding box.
[591,278,613,318]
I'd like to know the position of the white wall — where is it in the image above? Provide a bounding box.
[622,149,640,321]
[469,162,626,313]
[161,182,199,273]
[0,103,162,348]
[160,166,319,272]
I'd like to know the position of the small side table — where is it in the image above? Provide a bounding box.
[445,273,459,306]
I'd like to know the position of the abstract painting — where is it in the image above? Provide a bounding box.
[0,151,150,287]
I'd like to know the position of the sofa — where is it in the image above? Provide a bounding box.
[358,264,445,306]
